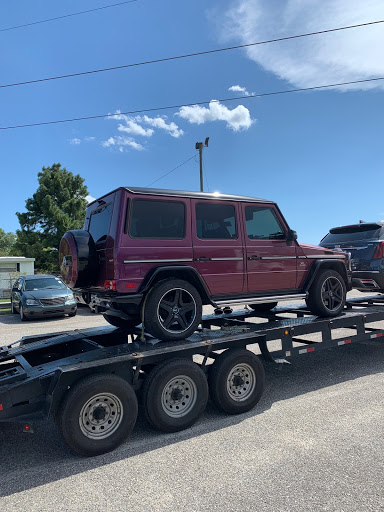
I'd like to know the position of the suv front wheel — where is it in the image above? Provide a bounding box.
[306,269,346,317]
[144,279,202,341]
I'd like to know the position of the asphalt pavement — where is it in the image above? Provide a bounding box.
[0,295,383,511]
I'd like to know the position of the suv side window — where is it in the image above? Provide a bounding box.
[196,203,237,239]
[245,206,285,240]
[130,199,185,239]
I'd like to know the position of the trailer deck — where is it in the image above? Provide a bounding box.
[1,294,383,456]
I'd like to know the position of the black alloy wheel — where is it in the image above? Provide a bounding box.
[306,269,346,317]
[144,279,202,341]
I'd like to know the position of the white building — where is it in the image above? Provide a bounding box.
[0,257,35,298]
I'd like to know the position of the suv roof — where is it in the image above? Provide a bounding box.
[329,222,384,234]
[87,187,274,206]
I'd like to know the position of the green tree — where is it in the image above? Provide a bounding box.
[13,163,88,272]
[0,228,16,256]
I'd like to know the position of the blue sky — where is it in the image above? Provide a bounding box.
[1,0,383,244]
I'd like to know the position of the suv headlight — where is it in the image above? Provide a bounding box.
[26,299,40,306]
[65,294,75,303]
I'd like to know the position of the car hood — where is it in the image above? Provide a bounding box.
[23,289,71,300]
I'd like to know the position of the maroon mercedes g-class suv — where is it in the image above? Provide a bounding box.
[59,187,350,341]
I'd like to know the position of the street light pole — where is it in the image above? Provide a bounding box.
[195,137,209,192]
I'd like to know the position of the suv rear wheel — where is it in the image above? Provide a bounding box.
[144,279,202,341]
[306,269,346,317]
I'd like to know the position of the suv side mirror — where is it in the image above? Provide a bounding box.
[286,229,298,246]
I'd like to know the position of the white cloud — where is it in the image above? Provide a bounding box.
[219,0,384,91]
[177,100,254,131]
[101,135,145,151]
[85,195,96,204]
[228,85,252,96]
[117,121,154,137]
[69,138,81,145]
[140,115,184,138]
[84,136,95,142]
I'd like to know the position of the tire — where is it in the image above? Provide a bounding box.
[59,230,98,288]
[58,374,138,457]
[209,349,265,415]
[306,269,346,317]
[68,311,77,317]
[142,359,208,433]
[11,300,18,314]
[249,302,277,312]
[144,279,202,341]
[19,305,28,321]
[103,314,141,329]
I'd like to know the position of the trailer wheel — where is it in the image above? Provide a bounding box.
[142,359,208,432]
[58,374,138,457]
[209,349,265,415]
[306,269,346,317]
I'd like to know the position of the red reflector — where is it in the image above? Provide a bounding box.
[24,424,30,431]
[0,404,3,411]
[345,339,351,344]
[307,347,315,352]
[376,333,383,338]
[372,241,384,260]
[104,280,116,290]
[125,283,136,289]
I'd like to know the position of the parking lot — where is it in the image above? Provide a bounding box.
[0,296,383,511]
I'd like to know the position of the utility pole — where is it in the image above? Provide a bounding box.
[195,137,209,192]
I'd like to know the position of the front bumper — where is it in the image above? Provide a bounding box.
[23,302,77,318]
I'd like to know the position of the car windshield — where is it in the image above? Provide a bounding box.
[321,224,382,244]
[24,278,68,291]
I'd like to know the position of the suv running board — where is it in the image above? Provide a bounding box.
[215,293,307,307]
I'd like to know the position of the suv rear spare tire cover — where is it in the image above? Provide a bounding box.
[59,230,98,288]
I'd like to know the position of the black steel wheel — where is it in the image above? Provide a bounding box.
[19,305,28,321]
[58,374,138,457]
[103,313,141,330]
[306,269,346,317]
[142,359,208,432]
[144,279,202,341]
[209,349,265,415]
[249,302,278,312]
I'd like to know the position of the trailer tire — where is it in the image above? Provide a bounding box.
[142,359,208,432]
[58,374,138,457]
[209,349,265,415]
[306,269,346,317]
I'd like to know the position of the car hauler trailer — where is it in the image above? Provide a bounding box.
[0,295,383,457]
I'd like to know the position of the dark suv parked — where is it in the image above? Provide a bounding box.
[59,187,350,340]
[320,222,384,292]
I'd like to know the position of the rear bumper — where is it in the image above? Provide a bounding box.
[351,271,384,291]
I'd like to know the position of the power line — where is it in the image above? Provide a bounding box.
[0,1,139,33]
[146,155,196,187]
[1,19,383,89]
[1,77,383,131]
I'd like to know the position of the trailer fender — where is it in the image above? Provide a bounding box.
[48,360,134,419]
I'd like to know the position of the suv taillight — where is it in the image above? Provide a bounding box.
[104,280,116,290]
[372,242,384,260]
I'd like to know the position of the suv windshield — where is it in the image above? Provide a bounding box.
[24,278,68,291]
[322,224,383,244]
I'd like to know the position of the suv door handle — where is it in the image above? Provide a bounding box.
[195,257,211,262]
[248,255,261,260]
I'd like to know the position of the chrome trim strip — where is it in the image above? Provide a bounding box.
[123,258,193,264]
[260,256,297,260]
[215,293,307,306]
[352,271,380,273]
[298,255,345,259]
[210,257,243,261]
